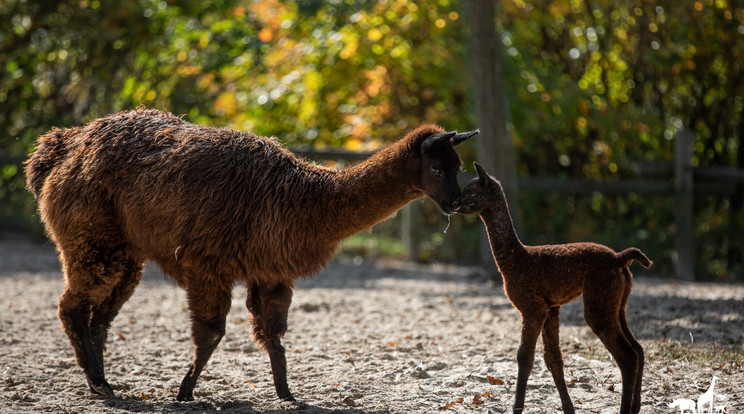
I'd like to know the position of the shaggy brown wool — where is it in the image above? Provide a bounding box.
[25,107,476,402]
[456,163,651,414]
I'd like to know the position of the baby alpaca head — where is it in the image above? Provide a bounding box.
[454,162,497,215]
[417,128,479,214]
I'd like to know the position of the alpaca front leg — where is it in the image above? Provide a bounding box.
[247,282,294,401]
[513,315,546,413]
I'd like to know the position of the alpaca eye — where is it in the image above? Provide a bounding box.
[430,166,442,176]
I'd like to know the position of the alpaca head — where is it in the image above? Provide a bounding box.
[417,128,478,214]
[454,162,497,215]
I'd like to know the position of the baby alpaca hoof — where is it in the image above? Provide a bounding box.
[89,380,115,398]
[562,404,575,414]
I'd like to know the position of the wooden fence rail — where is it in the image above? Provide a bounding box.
[296,132,744,280]
[3,131,743,280]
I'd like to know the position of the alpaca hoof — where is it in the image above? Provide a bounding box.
[89,380,115,398]
[278,392,296,402]
[176,390,194,402]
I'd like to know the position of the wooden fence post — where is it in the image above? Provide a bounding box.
[401,202,420,261]
[674,130,695,281]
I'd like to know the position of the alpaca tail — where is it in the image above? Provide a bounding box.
[25,128,70,198]
[615,248,653,269]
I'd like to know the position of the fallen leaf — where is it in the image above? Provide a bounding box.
[388,340,398,347]
[140,393,149,400]
[116,332,126,341]
[487,375,504,385]
[472,394,484,405]
[714,363,726,370]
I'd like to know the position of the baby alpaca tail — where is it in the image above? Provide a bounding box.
[615,248,652,269]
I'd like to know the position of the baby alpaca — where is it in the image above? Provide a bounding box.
[455,163,651,414]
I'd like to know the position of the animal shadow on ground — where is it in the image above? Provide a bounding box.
[103,396,392,414]
[556,286,743,346]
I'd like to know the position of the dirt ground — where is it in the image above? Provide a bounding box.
[1,235,742,414]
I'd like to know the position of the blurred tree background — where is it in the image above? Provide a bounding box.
[1,0,742,281]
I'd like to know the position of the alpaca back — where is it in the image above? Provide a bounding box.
[29,109,341,283]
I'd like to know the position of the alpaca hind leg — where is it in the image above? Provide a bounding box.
[57,245,134,398]
[88,254,144,373]
[177,282,232,401]
[541,307,574,414]
[619,269,644,414]
[59,288,112,397]
[585,304,639,414]
[247,282,294,401]
[513,313,548,413]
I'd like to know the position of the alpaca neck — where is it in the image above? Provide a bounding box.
[481,180,524,264]
[326,139,422,241]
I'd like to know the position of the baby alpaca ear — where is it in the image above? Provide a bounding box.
[473,162,491,187]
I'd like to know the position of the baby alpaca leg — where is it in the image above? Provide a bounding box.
[541,307,574,414]
[619,269,644,413]
[513,313,548,413]
[584,300,640,414]
[247,282,294,401]
[177,281,232,401]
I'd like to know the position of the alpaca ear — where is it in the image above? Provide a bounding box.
[453,129,479,146]
[473,162,491,187]
[421,131,456,153]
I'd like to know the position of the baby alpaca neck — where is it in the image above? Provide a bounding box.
[480,180,525,264]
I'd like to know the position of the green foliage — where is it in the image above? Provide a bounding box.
[0,0,741,280]
[501,0,743,281]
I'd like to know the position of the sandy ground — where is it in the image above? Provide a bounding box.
[1,235,742,414]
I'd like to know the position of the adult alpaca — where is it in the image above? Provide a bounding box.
[25,108,476,402]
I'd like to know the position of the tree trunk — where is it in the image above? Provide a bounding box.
[465,0,520,270]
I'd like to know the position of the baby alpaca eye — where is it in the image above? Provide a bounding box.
[430,166,443,176]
